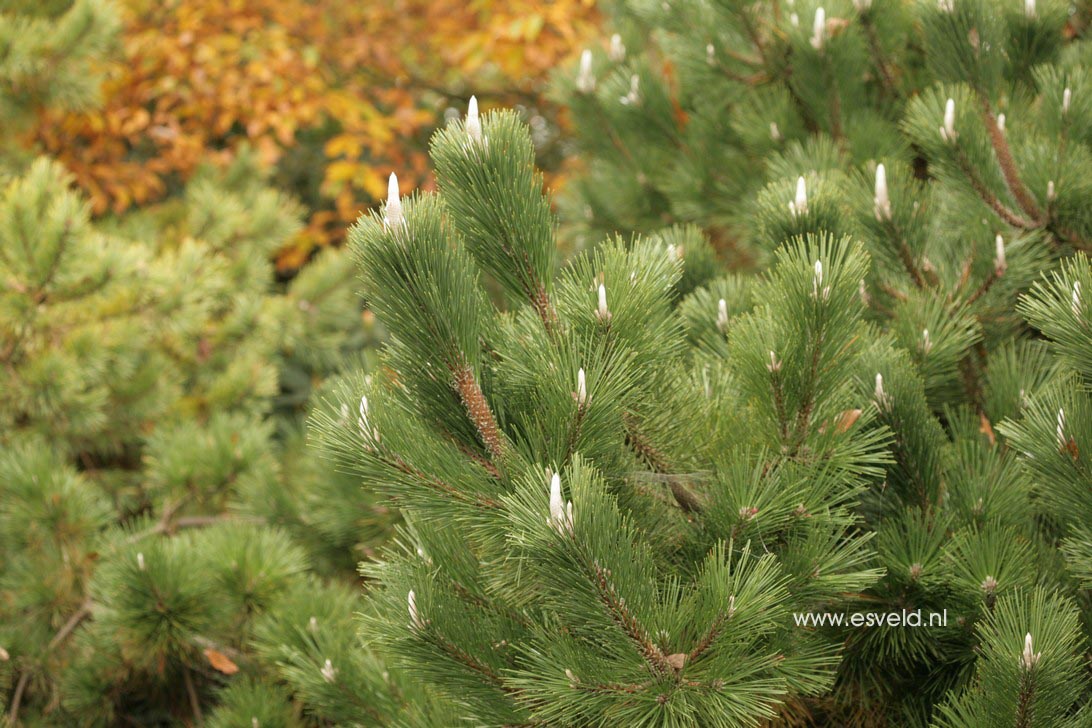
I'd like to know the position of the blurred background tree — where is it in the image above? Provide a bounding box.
[24,0,600,269]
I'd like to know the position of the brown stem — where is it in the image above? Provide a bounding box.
[592,561,674,677]
[977,95,1043,223]
[183,665,203,723]
[453,362,508,464]
[860,13,897,98]
[7,600,93,723]
[623,415,703,513]
[688,610,730,663]
[952,146,1038,229]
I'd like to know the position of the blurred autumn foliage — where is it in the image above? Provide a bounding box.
[29,0,599,268]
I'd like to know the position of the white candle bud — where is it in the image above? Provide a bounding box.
[790,176,808,217]
[1047,180,1056,201]
[874,163,891,220]
[1063,87,1072,115]
[548,472,574,534]
[1073,281,1082,316]
[938,0,954,11]
[875,372,886,403]
[1057,408,1067,446]
[941,98,957,143]
[576,49,595,93]
[854,0,872,10]
[137,552,145,571]
[609,34,626,61]
[790,12,800,26]
[997,113,1006,133]
[577,368,587,406]
[995,234,1007,272]
[810,7,826,50]
[620,74,640,105]
[321,659,337,683]
[770,122,782,141]
[813,260,824,299]
[384,173,404,230]
[922,329,932,354]
[767,351,782,373]
[408,590,424,629]
[466,96,482,143]
[1024,0,1036,18]
[1021,632,1041,670]
[717,298,729,333]
[597,283,610,319]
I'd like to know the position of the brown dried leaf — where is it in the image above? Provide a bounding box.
[204,647,239,675]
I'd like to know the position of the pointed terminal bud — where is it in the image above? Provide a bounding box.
[548,472,573,534]
[1021,632,1041,670]
[137,552,145,571]
[940,98,957,143]
[1057,408,1066,447]
[875,372,886,403]
[576,49,595,94]
[790,176,808,216]
[997,113,1006,133]
[995,234,1007,273]
[549,472,563,520]
[1073,281,1082,316]
[874,163,891,220]
[577,368,587,406]
[321,659,337,683]
[466,96,482,144]
[1047,180,1056,201]
[384,173,404,231]
[813,260,824,299]
[810,7,826,50]
[408,590,424,629]
[1024,0,1035,18]
[770,122,782,141]
[1063,87,1072,115]
[717,298,729,333]
[620,74,640,105]
[609,34,626,61]
[597,283,610,320]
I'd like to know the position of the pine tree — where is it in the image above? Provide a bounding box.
[305,0,1092,716]
[0,153,415,724]
[543,0,1092,723]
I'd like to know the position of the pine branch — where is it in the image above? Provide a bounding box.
[860,12,897,99]
[951,145,1038,229]
[183,665,203,723]
[7,600,93,723]
[591,561,674,677]
[623,415,703,513]
[977,96,1043,224]
[453,361,509,464]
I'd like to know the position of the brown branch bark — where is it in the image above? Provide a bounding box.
[977,96,1043,223]
[592,561,674,676]
[452,362,508,463]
